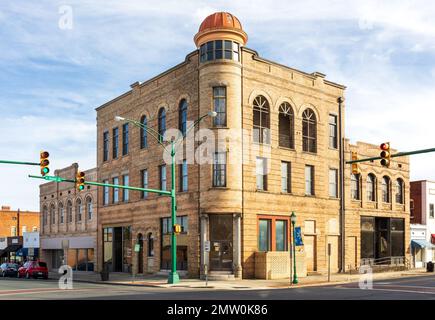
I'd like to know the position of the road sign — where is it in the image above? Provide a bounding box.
[295,227,303,246]
[204,241,210,252]
[23,232,39,248]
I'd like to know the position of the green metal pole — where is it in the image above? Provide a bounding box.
[292,219,298,284]
[0,160,40,166]
[346,147,435,164]
[168,142,180,284]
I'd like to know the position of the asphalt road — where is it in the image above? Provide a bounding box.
[0,274,434,300]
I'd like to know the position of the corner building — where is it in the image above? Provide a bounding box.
[96,12,410,278]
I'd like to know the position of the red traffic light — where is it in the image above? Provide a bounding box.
[40,151,49,158]
[380,143,389,151]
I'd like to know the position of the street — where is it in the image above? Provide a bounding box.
[0,274,434,300]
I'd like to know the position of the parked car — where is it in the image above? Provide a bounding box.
[0,263,19,277]
[18,261,48,279]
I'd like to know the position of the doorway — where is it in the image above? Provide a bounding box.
[209,214,233,271]
[305,235,317,272]
[137,233,143,274]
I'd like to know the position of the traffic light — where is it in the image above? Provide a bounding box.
[173,224,182,234]
[40,151,49,176]
[351,152,360,174]
[76,171,85,191]
[380,142,391,167]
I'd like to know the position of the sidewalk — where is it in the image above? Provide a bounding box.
[50,268,431,290]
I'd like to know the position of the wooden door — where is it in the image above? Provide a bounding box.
[327,236,339,273]
[304,235,317,272]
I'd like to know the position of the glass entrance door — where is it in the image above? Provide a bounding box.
[209,214,233,271]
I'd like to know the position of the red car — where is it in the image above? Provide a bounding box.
[18,261,48,279]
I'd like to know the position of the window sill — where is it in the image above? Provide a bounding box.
[328,147,339,151]
[210,126,229,130]
[256,189,269,193]
[302,151,318,156]
[280,192,293,195]
[278,146,296,152]
[209,186,229,190]
[252,142,271,147]
[304,194,316,197]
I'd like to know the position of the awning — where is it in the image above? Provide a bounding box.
[1,244,22,254]
[411,239,433,249]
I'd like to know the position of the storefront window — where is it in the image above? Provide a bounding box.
[275,220,287,251]
[258,219,271,251]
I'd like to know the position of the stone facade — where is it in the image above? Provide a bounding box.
[94,12,410,279]
[39,164,98,271]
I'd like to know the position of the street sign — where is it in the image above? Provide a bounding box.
[295,227,303,246]
[23,232,39,248]
[204,241,210,252]
[134,244,141,252]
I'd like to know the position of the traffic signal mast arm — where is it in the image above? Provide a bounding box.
[346,147,435,164]
[0,160,40,166]
[28,174,172,196]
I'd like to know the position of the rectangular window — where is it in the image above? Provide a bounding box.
[180,160,188,192]
[281,161,291,193]
[430,204,434,219]
[122,123,129,156]
[213,152,226,187]
[329,114,338,149]
[122,175,129,202]
[112,127,119,159]
[141,169,148,199]
[213,87,227,127]
[258,219,271,251]
[351,174,360,200]
[329,168,338,198]
[160,165,167,192]
[112,177,119,203]
[305,165,315,195]
[162,216,188,234]
[11,226,17,237]
[103,180,109,205]
[275,220,287,251]
[103,131,109,161]
[256,157,268,191]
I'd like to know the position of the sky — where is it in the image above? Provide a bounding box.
[1,0,435,211]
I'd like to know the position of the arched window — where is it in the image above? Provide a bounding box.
[302,108,317,153]
[140,115,147,149]
[367,174,376,202]
[58,202,64,224]
[50,204,56,225]
[179,99,188,137]
[67,200,73,223]
[278,102,294,149]
[147,232,154,257]
[395,178,404,204]
[382,176,391,203]
[253,95,270,144]
[76,198,82,222]
[158,108,166,142]
[351,174,360,200]
[42,206,48,226]
[86,197,93,220]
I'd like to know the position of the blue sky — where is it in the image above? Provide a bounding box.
[1,0,435,211]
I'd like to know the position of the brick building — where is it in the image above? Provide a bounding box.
[39,164,98,271]
[95,12,410,279]
[0,205,39,237]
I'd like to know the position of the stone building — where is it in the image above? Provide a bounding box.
[95,12,410,279]
[39,164,98,271]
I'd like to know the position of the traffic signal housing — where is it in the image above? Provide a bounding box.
[380,142,391,167]
[76,171,85,191]
[40,151,49,176]
[173,224,182,234]
[351,152,361,175]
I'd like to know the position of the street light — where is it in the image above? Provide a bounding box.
[115,111,216,284]
[290,211,298,284]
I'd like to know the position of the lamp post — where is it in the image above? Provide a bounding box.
[290,211,298,284]
[115,111,216,284]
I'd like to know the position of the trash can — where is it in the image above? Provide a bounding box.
[427,261,434,272]
[100,263,109,281]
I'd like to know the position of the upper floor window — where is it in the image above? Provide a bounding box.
[141,169,148,199]
[103,131,109,161]
[59,202,64,224]
[367,174,376,202]
[123,175,129,202]
[382,176,391,203]
[279,103,294,149]
[11,226,16,237]
[305,165,315,196]
[395,178,404,204]
[32,226,38,232]
[50,204,56,225]
[351,174,361,200]
[76,198,82,222]
[253,96,270,144]
[113,127,119,159]
[158,108,166,142]
[329,168,338,198]
[113,177,119,203]
[122,123,129,156]
[213,152,227,187]
[329,114,338,149]
[302,108,317,153]
[86,197,93,220]
[180,160,188,192]
[140,115,148,149]
[199,40,240,63]
[103,180,109,205]
[67,201,73,223]
[281,161,291,193]
[160,165,167,192]
[179,100,188,137]
[256,157,268,191]
[430,204,434,219]
[42,206,48,226]
[213,87,226,127]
